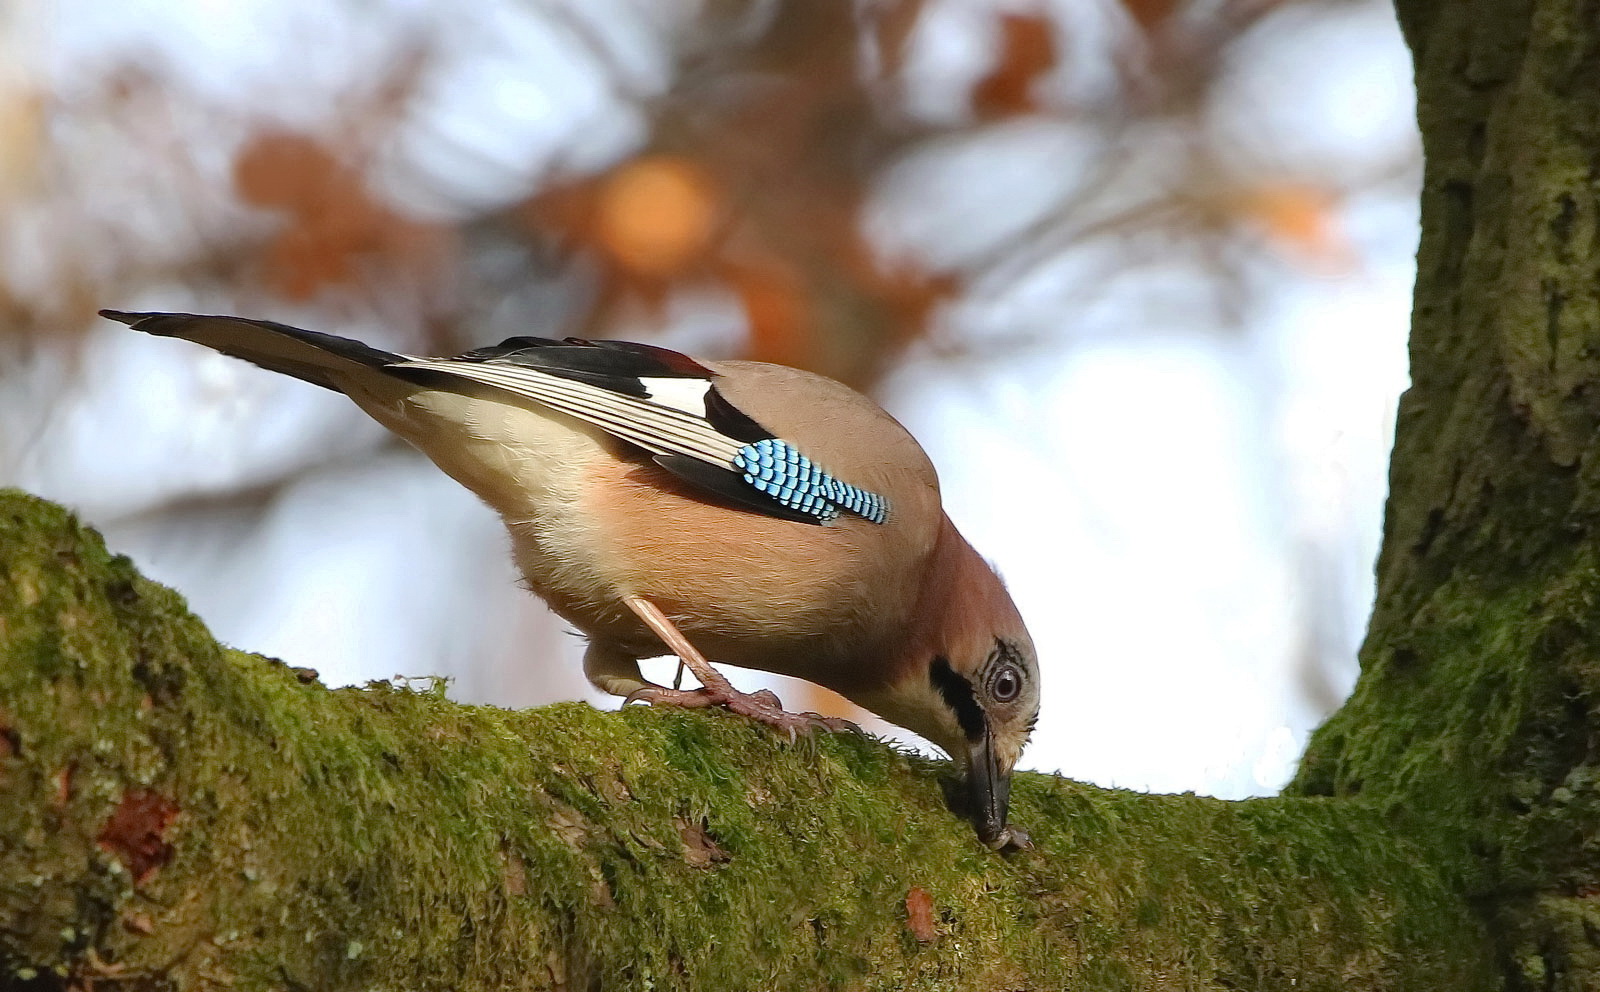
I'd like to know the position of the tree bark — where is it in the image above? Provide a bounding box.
[6,0,1600,986]
[1292,0,1600,986]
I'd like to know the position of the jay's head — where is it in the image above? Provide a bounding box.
[925,629,1038,849]
[867,520,1039,849]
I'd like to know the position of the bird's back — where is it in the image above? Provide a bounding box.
[567,359,946,691]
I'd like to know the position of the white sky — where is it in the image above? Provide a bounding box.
[3,0,1418,800]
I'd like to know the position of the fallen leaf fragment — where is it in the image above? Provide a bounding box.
[905,886,937,942]
[676,817,729,868]
[97,789,179,885]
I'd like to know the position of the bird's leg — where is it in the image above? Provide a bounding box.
[620,595,856,738]
[582,641,654,699]
[622,595,781,709]
[583,637,779,708]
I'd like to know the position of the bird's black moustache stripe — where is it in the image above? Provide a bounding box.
[930,656,986,741]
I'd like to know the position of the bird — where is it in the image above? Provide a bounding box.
[101,309,1039,849]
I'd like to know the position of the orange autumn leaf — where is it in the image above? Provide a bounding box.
[528,166,950,372]
[261,224,357,301]
[726,260,812,367]
[233,131,453,301]
[1235,183,1351,268]
[973,14,1057,116]
[595,155,721,278]
[233,132,350,213]
[234,134,372,298]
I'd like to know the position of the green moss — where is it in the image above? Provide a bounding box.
[1294,540,1600,903]
[0,491,1495,989]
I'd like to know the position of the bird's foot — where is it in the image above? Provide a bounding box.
[624,684,860,740]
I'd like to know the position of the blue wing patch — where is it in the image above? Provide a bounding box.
[731,439,889,524]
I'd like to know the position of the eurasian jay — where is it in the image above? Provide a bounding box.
[101,310,1040,848]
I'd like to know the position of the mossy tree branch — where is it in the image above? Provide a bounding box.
[2,490,1489,989]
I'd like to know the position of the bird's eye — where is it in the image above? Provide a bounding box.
[989,664,1023,703]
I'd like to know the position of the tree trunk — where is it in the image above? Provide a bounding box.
[4,0,1600,986]
[1292,0,1600,986]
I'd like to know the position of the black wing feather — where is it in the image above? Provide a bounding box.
[100,309,399,391]
[652,455,824,525]
[703,385,773,444]
[455,336,716,398]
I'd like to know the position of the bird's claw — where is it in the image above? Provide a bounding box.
[625,684,857,740]
[625,685,702,709]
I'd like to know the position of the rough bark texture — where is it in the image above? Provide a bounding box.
[6,0,1600,986]
[0,490,1490,989]
[1289,0,1600,987]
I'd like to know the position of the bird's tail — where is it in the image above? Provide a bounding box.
[100,310,403,393]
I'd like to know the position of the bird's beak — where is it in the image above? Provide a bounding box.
[966,727,1012,848]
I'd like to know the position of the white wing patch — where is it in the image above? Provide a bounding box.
[393,358,742,467]
[638,376,713,416]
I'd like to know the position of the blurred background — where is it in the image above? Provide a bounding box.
[0,0,1418,798]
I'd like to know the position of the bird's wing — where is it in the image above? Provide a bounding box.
[103,310,889,525]
[392,338,889,526]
